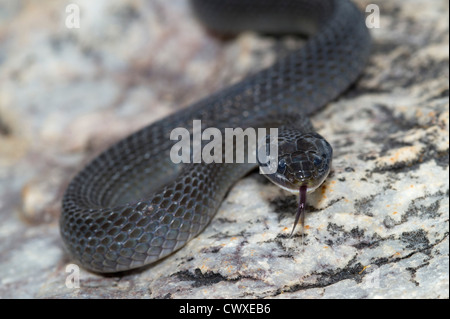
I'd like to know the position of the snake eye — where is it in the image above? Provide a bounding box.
[277,158,287,173]
[313,155,323,167]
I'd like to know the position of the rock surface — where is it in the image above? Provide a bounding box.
[0,0,448,298]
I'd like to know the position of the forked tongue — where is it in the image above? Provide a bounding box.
[290,185,308,240]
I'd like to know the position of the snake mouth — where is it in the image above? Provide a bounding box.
[272,174,326,194]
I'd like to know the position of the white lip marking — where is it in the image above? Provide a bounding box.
[277,183,320,194]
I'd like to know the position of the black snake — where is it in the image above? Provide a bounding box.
[60,0,371,273]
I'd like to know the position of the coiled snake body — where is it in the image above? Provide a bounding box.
[60,0,371,273]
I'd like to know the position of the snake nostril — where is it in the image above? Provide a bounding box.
[296,169,312,180]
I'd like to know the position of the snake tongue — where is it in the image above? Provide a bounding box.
[290,185,307,237]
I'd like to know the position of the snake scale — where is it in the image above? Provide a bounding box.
[60,0,371,273]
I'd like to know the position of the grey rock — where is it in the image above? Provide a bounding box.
[0,0,448,298]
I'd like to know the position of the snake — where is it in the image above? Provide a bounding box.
[60,0,371,273]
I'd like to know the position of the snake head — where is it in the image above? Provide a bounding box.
[259,131,333,194]
[258,130,332,237]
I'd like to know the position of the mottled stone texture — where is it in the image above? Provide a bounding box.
[0,0,448,298]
